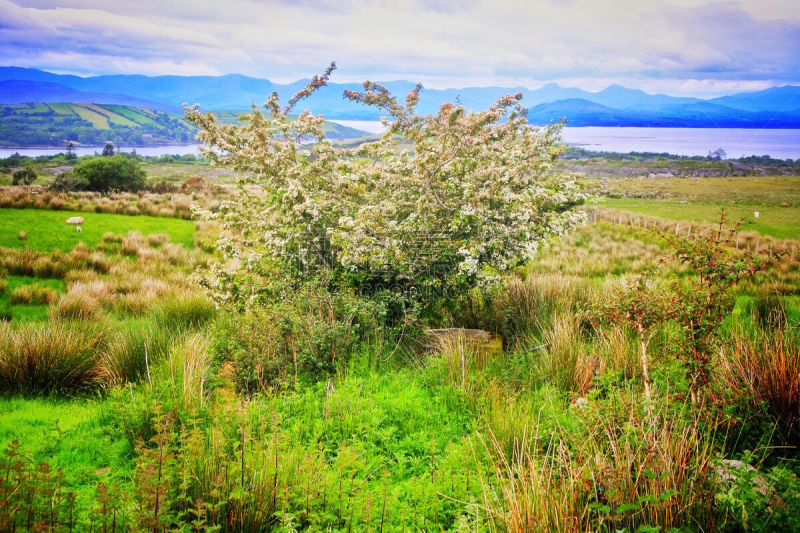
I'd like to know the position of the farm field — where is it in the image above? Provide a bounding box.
[588,175,800,240]
[0,102,195,146]
[0,168,798,530]
[601,198,800,239]
[0,208,196,250]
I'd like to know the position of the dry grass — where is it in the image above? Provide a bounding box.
[718,328,800,443]
[50,290,103,320]
[147,233,169,247]
[8,283,58,305]
[0,184,232,220]
[122,231,147,256]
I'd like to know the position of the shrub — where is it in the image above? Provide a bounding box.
[11,167,37,186]
[213,280,382,393]
[663,211,775,399]
[186,64,585,316]
[49,171,87,192]
[74,155,146,192]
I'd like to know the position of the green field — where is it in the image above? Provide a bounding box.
[72,105,110,129]
[596,175,800,240]
[0,102,196,146]
[603,198,800,239]
[595,175,800,205]
[0,208,195,251]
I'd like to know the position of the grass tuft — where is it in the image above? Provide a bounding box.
[0,321,108,394]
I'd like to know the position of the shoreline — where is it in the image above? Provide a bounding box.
[0,143,199,150]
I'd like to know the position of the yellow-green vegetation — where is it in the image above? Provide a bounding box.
[595,175,800,204]
[588,175,800,240]
[71,105,111,129]
[603,197,800,239]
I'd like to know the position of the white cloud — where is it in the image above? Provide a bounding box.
[1,0,799,96]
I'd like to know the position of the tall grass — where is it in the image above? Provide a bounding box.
[718,328,800,444]
[160,332,212,411]
[101,321,172,385]
[539,312,597,394]
[50,290,103,320]
[0,321,108,394]
[476,390,717,532]
[152,294,216,330]
[428,328,502,393]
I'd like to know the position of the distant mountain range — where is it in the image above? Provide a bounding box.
[2,66,800,128]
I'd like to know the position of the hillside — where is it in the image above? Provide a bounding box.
[0,80,176,111]
[0,102,195,147]
[2,67,800,126]
[0,103,371,148]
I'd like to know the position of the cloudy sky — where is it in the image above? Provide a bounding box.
[1,0,799,96]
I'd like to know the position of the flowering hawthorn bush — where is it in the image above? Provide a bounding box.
[185,64,585,314]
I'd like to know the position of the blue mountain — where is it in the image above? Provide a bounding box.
[1,67,799,127]
[0,80,176,111]
[710,86,800,113]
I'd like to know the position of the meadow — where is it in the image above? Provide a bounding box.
[0,208,196,250]
[592,175,800,240]
[0,168,797,531]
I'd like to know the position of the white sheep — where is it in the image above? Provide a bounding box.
[76,226,82,233]
[66,216,84,225]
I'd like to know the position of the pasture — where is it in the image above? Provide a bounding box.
[0,208,195,250]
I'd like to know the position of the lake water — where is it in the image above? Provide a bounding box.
[559,127,800,160]
[2,127,799,160]
[334,123,800,160]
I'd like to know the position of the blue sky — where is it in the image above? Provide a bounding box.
[1,0,799,96]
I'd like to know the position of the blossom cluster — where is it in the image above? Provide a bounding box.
[185,66,586,310]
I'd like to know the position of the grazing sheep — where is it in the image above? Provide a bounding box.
[76,226,82,233]
[66,216,84,225]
